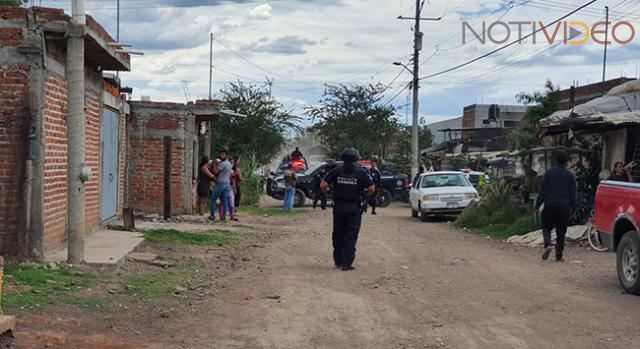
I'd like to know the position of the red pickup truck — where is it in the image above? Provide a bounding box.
[594,180,640,295]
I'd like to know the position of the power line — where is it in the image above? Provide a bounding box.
[423,0,515,54]
[420,0,598,81]
[445,42,563,86]
[383,81,412,106]
[436,1,520,53]
[380,70,408,94]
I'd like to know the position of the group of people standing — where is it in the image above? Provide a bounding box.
[196,149,243,221]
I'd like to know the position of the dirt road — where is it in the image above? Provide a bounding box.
[10,202,640,348]
[143,203,639,349]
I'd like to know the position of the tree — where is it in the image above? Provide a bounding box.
[0,1,27,6]
[509,80,560,151]
[307,84,399,159]
[211,80,301,165]
[389,125,434,174]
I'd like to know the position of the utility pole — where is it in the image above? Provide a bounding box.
[204,33,214,157]
[602,6,609,84]
[398,0,440,180]
[411,0,421,180]
[116,0,120,78]
[116,0,120,42]
[67,0,86,264]
[209,33,214,99]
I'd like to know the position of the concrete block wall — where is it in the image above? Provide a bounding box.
[128,102,195,216]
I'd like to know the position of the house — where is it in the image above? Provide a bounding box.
[540,79,640,180]
[0,6,130,258]
[421,104,528,170]
[463,104,529,129]
[426,117,463,145]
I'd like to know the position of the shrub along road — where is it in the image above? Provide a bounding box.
[5,202,640,348]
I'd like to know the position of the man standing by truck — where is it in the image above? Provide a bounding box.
[535,151,577,262]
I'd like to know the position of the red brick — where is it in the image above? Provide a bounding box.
[0,65,29,256]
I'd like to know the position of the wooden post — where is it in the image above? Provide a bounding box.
[164,136,172,220]
[123,208,135,231]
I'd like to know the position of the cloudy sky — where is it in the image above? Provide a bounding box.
[35,0,640,126]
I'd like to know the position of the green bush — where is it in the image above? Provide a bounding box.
[454,196,537,239]
[484,179,512,202]
[240,153,262,206]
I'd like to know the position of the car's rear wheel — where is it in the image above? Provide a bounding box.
[617,231,640,295]
[377,189,392,208]
[294,189,306,207]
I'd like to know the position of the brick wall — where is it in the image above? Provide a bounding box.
[41,74,104,252]
[0,28,22,47]
[128,103,192,215]
[42,73,68,251]
[1,5,130,257]
[0,65,30,256]
[85,91,101,230]
[559,78,636,110]
[118,110,126,212]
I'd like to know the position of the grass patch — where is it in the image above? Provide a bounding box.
[242,205,307,216]
[142,229,240,246]
[453,198,538,239]
[117,261,202,300]
[2,265,104,311]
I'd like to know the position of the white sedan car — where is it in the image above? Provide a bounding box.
[409,171,479,221]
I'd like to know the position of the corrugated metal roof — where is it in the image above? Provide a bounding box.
[584,111,640,125]
[541,80,640,128]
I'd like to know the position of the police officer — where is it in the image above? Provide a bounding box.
[312,166,328,210]
[369,160,382,215]
[321,148,375,271]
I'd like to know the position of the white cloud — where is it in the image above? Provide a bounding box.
[248,4,272,20]
[42,0,633,119]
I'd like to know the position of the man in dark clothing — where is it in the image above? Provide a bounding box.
[368,160,383,215]
[291,147,303,160]
[321,148,375,271]
[312,166,328,210]
[535,151,577,262]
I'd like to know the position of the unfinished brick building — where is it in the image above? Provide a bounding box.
[127,100,231,216]
[0,7,130,258]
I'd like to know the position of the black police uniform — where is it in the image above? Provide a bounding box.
[369,167,382,214]
[323,164,373,269]
[312,170,327,209]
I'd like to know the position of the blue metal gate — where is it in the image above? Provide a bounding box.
[100,110,119,221]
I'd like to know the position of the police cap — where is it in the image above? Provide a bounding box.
[340,148,361,162]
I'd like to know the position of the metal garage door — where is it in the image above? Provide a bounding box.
[100,110,119,221]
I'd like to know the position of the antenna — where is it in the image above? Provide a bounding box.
[182,80,192,102]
